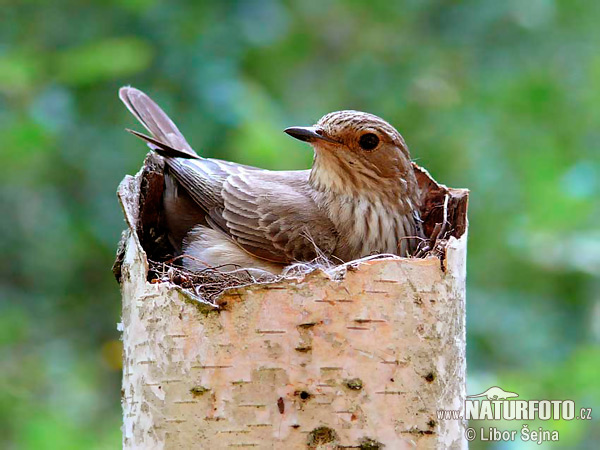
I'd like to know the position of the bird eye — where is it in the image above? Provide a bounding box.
[358,133,379,151]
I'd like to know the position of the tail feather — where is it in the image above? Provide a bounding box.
[119,86,199,159]
[126,128,200,160]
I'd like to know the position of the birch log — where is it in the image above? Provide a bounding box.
[116,158,468,449]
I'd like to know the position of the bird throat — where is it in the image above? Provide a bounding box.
[309,150,419,259]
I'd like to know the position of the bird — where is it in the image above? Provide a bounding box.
[119,87,424,275]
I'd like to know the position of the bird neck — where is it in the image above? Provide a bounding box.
[310,151,353,196]
[309,150,422,258]
[309,150,411,203]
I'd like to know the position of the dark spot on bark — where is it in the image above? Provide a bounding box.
[291,424,300,429]
[427,420,436,428]
[344,378,363,390]
[359,437,385,449]
[190,386,209,396]
[424,372,435,383]
[390,378,395,382]
[295,390,311,400]
[295,345,312,352]
[307,427,338,446]
[277,397,285,414]
[407,428,435,435]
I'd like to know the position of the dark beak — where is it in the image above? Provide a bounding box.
[284,126,338,144]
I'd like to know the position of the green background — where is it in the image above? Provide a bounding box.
[1,0,598,448]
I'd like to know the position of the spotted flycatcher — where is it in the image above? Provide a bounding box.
[120,87,423,274]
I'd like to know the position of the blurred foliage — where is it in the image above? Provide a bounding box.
[1,0,598,448]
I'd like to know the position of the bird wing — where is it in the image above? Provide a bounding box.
[120,86,337,264]
[172,161,338,264]
[215,170,338,263]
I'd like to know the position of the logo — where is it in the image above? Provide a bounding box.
[467,386,518,400]
[437,385,593,444]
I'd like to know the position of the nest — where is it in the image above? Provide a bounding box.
[114,154,468,305]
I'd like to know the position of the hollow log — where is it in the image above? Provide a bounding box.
[116,158,468,449]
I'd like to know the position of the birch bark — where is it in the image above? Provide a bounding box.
[117,161,468,449]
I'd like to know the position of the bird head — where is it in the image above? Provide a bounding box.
[284,110,415,196]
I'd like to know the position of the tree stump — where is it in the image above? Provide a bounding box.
[115,157,469,449]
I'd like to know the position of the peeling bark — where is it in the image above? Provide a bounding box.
[118,160,469,449]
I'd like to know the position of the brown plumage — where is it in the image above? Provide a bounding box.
[119,87,423,274]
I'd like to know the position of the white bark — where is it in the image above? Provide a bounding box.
[117,165,468,449]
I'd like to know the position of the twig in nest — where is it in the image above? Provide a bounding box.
[148,253,409,305]
[399,235,429,257]
[416,193,451,258]
[148,259,276,304]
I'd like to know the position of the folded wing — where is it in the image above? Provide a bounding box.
[120,86,338,265]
